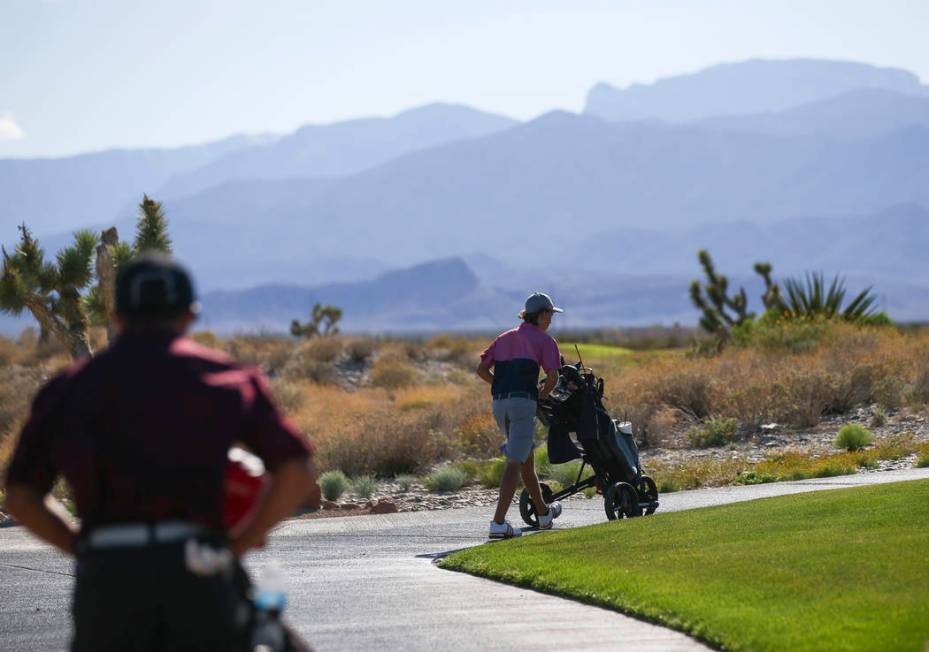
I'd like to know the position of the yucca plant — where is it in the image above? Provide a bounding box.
[781,273,878,322]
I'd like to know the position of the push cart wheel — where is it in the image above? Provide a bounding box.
[519,482,554,527]
[639,475,659,515]
[604,482,640,520]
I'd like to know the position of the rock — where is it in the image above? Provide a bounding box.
[340,503,360,510]
[321,500,338,510]
[371,499,398,514]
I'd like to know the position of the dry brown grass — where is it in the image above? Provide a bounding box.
[3,324,929,481]
[604,324,929,432]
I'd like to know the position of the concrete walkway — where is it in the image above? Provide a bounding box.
[2,467,928,651]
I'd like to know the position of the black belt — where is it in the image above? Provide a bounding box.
[493,391,535,400]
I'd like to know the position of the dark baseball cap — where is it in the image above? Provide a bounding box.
[115,253,200,317]
[524,292,564,314]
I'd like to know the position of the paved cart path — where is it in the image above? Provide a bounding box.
[2,467,928,651]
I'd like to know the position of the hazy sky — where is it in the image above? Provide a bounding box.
[2,0,929,158]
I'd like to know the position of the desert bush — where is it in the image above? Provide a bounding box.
[835,424,873,451]
[351,475,378,499]
[688,417,738,448]
[0,365,45,436]
[297,336,344,363]
[734,313,835,352]
[533,446,552,479]
[190,330,221,348]
[874,376,906,409]
[225,336,293,373]
[917,453,929,468]
[425,335,477,368]
[370,357,419,389]
[318,470,350,501]
[0,336,21,366]
[395,385,461,412]
[269,379,306,414]
[870,407,887,428]
[394,474,417,492]
[478,458,507,488]
[654,368,713,421]
[281,338,342,384]
[453,412,500,458]
[550,461,587,488]
[345,338,376,363]
[311,405,454,477]
[424,466,468,492]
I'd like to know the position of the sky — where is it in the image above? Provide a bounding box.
[2,0,929,159]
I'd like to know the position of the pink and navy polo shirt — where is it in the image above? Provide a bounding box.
[480,323,561,400]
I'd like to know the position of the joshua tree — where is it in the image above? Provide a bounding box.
[3,194,176,358]
[754,262,785,312]
[86,195,172,340]
[1,225,96,358]
[689,249,753,338]
[291,302,343,338]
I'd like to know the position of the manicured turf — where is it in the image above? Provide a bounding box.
[441,480,929,651]
[560,342,634,360]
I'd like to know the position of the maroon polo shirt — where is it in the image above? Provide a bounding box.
[4,330,312,533]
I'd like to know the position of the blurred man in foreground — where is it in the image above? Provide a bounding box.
[4,253,318,651]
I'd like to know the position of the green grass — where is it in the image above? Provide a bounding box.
[560,342,633,361]
[441,480,929,652]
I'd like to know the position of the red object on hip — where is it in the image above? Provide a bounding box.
[223,447,268,531]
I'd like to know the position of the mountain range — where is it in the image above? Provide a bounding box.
[3,58,929,335]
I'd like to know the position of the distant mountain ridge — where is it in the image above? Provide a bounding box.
[157,103,518,200]
[585,59,929,123]
[697,88,929,140]
[1,104,519,236]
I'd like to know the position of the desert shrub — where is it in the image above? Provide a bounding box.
[453,413,501,458]
[351,475,378,499]
[298,336,344,363]
[370,357,419,389]
[533,446,552,479]
[451,460,481,482]
[0,336,21,366]
[312,406,454,477]
[869,432,917,461]
[424,466,468,492]
[345,338,376,363]
[394,474,417,492]
[688,417,737,448]
[395,385,461,412]
[478,458,507,488]
[582,486,598,498]
[318,470,350,501]
[869,407,887,428]
[654,368,713,421]
[734,313,835,352]
[917,453,929,468]
[835,424,873,451]
[425,335,476,368]
[226,336,293,375]
[0,365,45,435]
[874,376,906,409]
[279,337,346,383]
[190,330,221,348]
[912,368,929,406]
[269,379,306,414]
[550,461,586,488]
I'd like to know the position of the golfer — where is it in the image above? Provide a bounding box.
[4,253,318,650]
[477,292,563,538]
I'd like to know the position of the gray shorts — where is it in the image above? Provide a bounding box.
[492,397,537,463]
